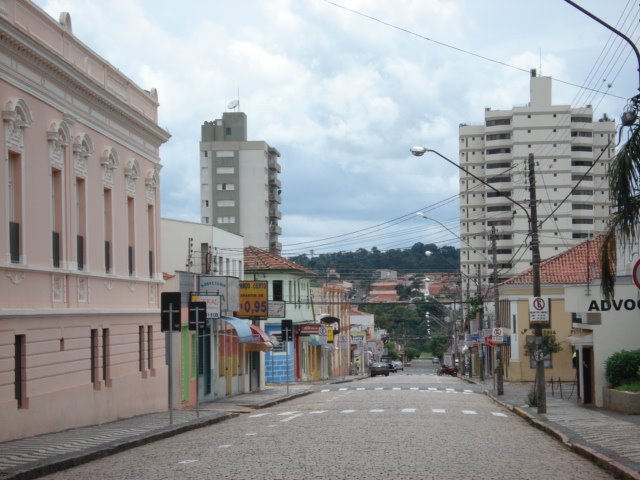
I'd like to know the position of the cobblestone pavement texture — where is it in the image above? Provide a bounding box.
[467,376,640,480]
[0,368,637,479]
[34,377,617,480]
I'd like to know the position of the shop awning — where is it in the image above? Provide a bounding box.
[221,317,273,351]
[221,316,255,343]
[245,324,274,352]
[562,331,593,346]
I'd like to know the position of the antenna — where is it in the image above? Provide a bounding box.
[227,99,239,111]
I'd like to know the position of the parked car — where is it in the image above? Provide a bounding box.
[392,360,404,371]
[370,361,390,377]
[432,357,440,364]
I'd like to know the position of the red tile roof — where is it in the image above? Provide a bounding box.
[244,246,315,275]
[502,236,604,286]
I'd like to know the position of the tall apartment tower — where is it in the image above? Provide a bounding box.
[200,112,282,253]
[459,70,615,300]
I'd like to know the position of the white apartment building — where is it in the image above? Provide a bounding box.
[199,112,282,254]
[459,70,615,301]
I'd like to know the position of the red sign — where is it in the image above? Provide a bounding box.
[299,324,320,335]
[633,258,640,289]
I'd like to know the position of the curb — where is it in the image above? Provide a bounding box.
[480,389,640,480]
[2,412,237,480]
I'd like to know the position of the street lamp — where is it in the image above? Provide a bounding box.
[411,146,546,412]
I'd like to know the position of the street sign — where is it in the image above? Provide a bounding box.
[633,258,640,289]
[529,296,550,323]
[160,292,181,332]
[492,328,503,337]
[281,319,293,342]
[236,281,268,318]
[188,301,207,331]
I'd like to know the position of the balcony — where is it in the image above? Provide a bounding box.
[268,156,281,173]
[269,205,282,219]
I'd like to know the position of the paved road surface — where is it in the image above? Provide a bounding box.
[39,372,614,480]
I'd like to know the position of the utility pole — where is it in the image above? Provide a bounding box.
[477,267,484,382]
[528,153,545,413]
[491,226,504,395]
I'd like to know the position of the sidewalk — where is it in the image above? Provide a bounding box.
[465,376,640,480]
[0,385,315,480]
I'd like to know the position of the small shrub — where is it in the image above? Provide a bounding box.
[616,380,640,393]
[527,387,538,407]
[605,350,640,388]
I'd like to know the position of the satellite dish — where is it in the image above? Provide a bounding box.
[227,99,239,110]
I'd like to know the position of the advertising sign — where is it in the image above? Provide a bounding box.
[236,281,268,318]
[197,275,240,314]
[633,258,640,289]
[268,301,286,318]
[191,293,221,319]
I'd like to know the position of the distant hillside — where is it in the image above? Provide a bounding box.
[288,242,459,282]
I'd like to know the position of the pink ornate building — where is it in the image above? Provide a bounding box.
[0,0,170,440]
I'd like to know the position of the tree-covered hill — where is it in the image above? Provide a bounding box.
[288,242,459,281]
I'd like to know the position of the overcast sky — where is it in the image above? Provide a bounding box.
[35,0,638,256]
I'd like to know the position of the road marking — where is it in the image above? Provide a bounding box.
[281,413,304,422]
[245,433,257,436]
[401,408,416,413]
[341,409,356,414]
[432,409,446,413]
[463,389,473,393]
[462,410,477,415]
[277,411,299,416]
[178,459,198,464]
[248,413,270,418]
[392,387,401,390]
[320,389,331,393]
[370,409,384,413]
[356,387,365,390]
[309,410,326,414]
[218,445,232,449]
[374,387,383,390]
[492,412,508,417]
[445,388,455,392]
[428,387,437,391]
[338,388,348,391]
[410,387,419,390]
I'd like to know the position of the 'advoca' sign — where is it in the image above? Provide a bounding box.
[588,299,640,312]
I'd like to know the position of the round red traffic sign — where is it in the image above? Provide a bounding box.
[633,258,640,289]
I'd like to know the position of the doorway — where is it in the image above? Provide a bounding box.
[582,347,593,404]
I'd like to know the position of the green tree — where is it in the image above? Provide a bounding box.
[428,333,449,359]
[404,347,418,360]
[601,123,640,300]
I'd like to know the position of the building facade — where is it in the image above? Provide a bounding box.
[199,112,282,253]
[0,1,170,441]
[459,70,615,302]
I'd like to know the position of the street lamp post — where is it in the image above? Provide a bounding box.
[411,146,546,412]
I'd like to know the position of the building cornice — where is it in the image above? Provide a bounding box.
[0,15,170,150]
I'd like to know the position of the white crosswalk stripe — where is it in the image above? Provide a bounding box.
[462,410,477,415]
[492,412,508,417]
[432,409,446,413]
